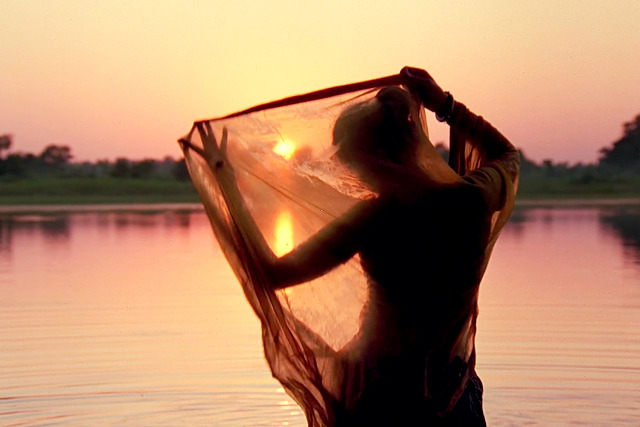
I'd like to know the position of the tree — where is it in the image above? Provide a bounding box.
[40,144,73,166]
[110,158,130,177]
[2,153,27,177]
[599,114,640,171]
[130,159,156,178]
[518,150,542,176]
[0,134,12,159]
[173,158,190,181]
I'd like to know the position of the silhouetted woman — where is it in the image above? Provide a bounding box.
[196,67,519,425]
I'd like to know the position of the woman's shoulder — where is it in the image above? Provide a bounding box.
[461,165,510,213]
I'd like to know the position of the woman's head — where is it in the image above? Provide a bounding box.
[332,86,420,179]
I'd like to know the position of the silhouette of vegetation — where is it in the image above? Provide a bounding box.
[423,112,640,200]
[0,141,197,204]
[520,113,640,198]
[0,134,12,158]
[0,143,189,182]
[599,114,640,172]
[1,112,640,204]
[40,144,73,166]
[110,158,132,178]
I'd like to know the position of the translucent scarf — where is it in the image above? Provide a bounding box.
[179,74,516,425]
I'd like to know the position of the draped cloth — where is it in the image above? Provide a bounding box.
[179,74,519,425]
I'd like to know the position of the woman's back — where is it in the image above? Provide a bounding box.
[358,181,490,321]
[319,176,494,427]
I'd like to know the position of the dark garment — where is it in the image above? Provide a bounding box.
[334,352,485,426]
[334,374,486,426]
[444,374,486,426]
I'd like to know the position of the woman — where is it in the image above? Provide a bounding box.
[193,67,519,425]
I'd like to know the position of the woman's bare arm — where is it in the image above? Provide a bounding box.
[401,66,520,211]
[445,101,520,211]
[446,102,520,184]
[270,203,366,289]
[193,122,362,289]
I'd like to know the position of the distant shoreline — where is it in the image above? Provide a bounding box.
[1,197,640,215]
[0,203,204,214]
[515,197,640,208]
[2,175,639,212]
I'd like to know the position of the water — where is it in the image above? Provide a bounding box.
[1,204,639,425]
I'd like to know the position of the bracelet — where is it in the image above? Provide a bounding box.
[435,91,454,122]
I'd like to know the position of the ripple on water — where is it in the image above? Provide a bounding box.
[2,208,640,425]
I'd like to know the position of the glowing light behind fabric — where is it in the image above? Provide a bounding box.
[178,76,516,425]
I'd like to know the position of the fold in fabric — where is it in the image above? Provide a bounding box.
[179,74,519,425]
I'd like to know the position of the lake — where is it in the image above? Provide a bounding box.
[1,203,639,425]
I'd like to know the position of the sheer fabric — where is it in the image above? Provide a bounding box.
[179,74,518,425]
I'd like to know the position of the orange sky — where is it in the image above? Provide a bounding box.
[1,0,639,164]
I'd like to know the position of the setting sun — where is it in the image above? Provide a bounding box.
[273,139,296,160]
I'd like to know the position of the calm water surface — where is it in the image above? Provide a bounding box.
[1,205,639,425]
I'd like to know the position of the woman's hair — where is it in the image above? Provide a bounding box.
[333,86,418,167]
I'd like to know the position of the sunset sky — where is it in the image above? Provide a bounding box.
[1,0,638,164]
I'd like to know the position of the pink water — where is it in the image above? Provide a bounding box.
[1,206,639,425]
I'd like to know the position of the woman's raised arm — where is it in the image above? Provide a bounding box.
[401,66,520,211]
[194,122,362,290]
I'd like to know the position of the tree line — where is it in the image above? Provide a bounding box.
[519,113,640,182]
[1,112,639,182]
[0,137,189,181]
[429,113,640,181]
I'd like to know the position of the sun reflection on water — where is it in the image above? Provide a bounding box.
[274,210,294,256]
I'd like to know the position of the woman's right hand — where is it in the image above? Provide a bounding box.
[196,123,236,180]
[400,66,448,113]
